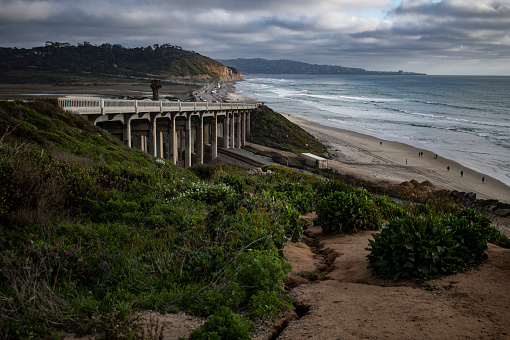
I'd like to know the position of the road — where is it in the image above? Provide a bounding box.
[193,82,226,102]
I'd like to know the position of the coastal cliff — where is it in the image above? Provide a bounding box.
[202,62,243,81]
[190,60,243,81]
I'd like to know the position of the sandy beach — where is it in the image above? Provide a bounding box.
[224,87,510,204]
[286,114,510,204]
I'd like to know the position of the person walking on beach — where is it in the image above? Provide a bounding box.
[482,177,485,183]
[406,159,408,165]
[447,166,450,172]
[461,170,463,177]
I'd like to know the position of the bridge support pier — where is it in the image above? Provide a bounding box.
[229,112,235,149]
[236,113,241,149]
[158,131,164,158]
[211,113,218,160]
[185,114,192,168]
[123,114,135,148]
[241,111,246,145]
[247,111,250,137]
[149,116,157,157]
[170,114,177,164]
[197,113,204,164]
[223,113,229,148]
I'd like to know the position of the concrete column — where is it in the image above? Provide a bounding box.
[247,111,251,137]
[185,114,192,168]
[149,118,157,157]
[140,135,145,152]
[122,114,134,147]
[229,111,235,149]
[223,113,229,148]
[236,112,241,149]
[159,131,164,158]
[241,111,246,146]
[170,114,177,164]
[211,113,218,160]
[197,113,204,164]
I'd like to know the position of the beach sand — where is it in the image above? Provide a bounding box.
[286,114,510,204]
[224,85,510,204]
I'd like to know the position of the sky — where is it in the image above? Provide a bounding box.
[1,0,510,75]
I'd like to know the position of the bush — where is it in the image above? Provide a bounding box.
[366,210,495,280]
[189,306,253,340]
[224,248,292,316]
[228,248,291,296]
[315,190,382,234]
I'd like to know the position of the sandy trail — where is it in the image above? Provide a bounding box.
[278,215,510,340]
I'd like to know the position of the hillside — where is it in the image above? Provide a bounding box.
[0,42,243,84]
[219,58,426,75]
[248,105,327,155]
[1,99,507,339]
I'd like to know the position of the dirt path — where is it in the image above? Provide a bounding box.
[97,213,509,340]
[278,214,510,340]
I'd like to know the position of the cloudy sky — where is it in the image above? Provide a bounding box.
[1,0,510,75]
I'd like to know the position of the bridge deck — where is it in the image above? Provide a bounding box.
[58,97,257,115]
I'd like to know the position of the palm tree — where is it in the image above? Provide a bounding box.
[150,79,162,101]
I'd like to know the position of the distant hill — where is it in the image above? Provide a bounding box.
[218,58,425,76]
[0,42,243,84]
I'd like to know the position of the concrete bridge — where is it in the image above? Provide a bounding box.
[58,97,259,168]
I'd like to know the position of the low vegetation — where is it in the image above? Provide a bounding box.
[0,99,507,339]
[315,190,383,234]
[248,105,327,155]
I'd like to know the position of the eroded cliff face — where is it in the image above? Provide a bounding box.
[206,64,244,81]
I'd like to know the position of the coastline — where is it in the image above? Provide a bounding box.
[225,85,510,204]
[286,114,510,204]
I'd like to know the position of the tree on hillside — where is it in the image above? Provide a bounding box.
[150,79,162,101]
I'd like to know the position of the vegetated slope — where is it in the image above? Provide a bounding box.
[0,99,156,165]
[0,42,243,84]
[1,99,507,340]
[0,99,317,339]
[248,105,327,155]
[219,58,426,75]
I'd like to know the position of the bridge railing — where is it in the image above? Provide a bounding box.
[58,97,258,115]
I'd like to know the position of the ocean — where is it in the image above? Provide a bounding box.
[234,74,510,188]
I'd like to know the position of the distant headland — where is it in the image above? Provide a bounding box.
[218,58,426,76]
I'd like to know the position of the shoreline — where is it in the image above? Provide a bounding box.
[225,85,510,204]
[286,114,510,204]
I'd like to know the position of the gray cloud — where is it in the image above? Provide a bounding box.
[0,0,509,74]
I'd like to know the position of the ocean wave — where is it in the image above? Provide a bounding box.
[237,74,510,187]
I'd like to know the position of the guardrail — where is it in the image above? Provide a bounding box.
[58,97,258,115]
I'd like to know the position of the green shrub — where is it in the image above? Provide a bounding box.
[265,180,317,214]
[315,190,382,234]
[366,211,495,280]
[315,180,351,198]
[228,248,291,295]
[224,248,292,315]
[373,196,405,220]
[250,290,292,318]
[189,306,253,340]
[171,181,236,204]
